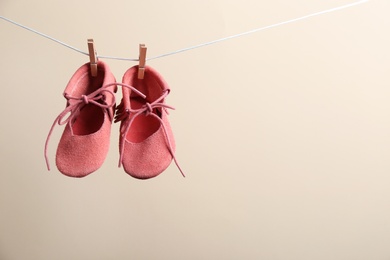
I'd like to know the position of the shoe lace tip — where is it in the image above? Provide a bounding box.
[44,153,51,171]
[178,167,186,178]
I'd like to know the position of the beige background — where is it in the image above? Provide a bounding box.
[1,0,390,259]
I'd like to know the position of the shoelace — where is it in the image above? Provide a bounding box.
[44,83,146,171]
[116,90,185,177]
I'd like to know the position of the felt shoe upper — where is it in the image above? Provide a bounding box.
[115,65,184,179]
[45,61,117,177]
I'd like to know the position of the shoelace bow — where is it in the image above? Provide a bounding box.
[116,90,185,177]
[44,83,145,171]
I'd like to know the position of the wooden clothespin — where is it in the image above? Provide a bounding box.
[138,44,147,79]
[87,39,98,77]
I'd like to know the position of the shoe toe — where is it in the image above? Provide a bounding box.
[56,121,111,178]
[122,126,175,179]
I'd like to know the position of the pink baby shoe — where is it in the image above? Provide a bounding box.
[45,61,118,177]
[115,65,184,179]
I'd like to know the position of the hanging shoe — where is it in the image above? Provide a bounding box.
[44,61,118,177]
[115,65,185,179]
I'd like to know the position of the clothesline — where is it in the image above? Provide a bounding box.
[0,0,369,62]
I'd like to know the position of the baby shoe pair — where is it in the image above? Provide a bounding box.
[44,61,184,179]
